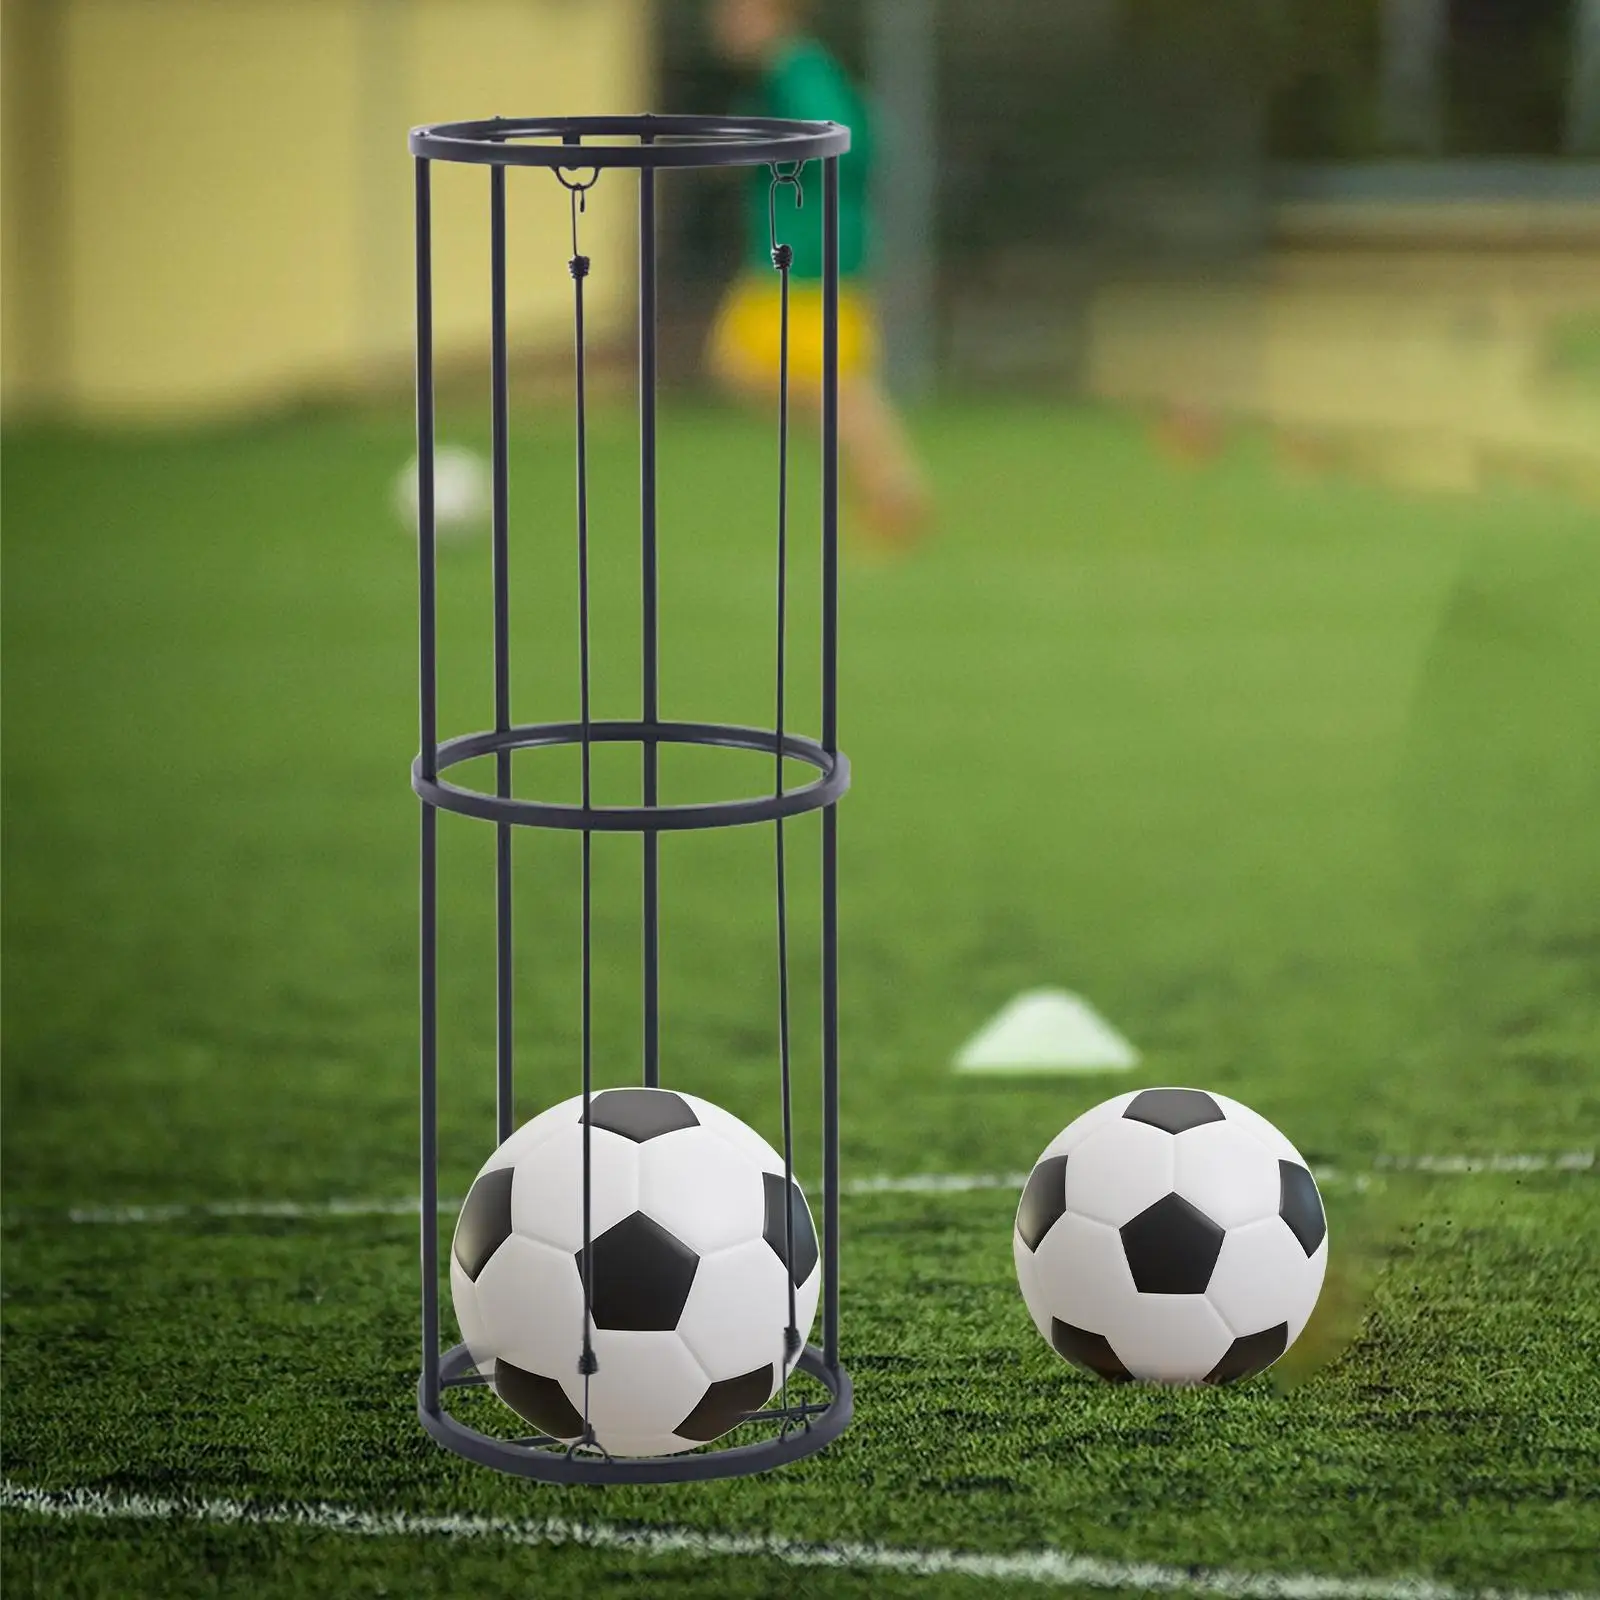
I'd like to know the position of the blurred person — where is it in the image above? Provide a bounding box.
[707,0,931,547]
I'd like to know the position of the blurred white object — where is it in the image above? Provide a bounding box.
[954,988,1139,1072]
[394,444,491,539]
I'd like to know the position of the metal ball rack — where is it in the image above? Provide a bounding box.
[410,114,853,1483]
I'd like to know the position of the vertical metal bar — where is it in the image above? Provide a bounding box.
[821,159,841,763]
[820,155,841,1372]
[420,812,439,1411]
[415,155,441,1416]
[639,156,661,1088]
[491,163,514,1145]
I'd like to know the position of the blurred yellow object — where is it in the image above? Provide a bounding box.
[708,274,879,391]
[1086,231,1600,488]
[0,0,649,421]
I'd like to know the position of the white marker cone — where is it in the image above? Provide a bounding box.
[954,988,1140,1073]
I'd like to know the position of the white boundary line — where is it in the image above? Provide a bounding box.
[3,1481,1592,1600]
[1369,1151,1594,1175]
[21,1151,1590,1228]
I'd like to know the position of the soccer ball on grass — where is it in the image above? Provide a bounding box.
[1014,1087,1327,1385]
[451,1087,819,1457]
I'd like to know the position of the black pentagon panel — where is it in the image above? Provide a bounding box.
[1120,1193,1226,1294]
[1279,1161,1326,1256]
[1016,1155,1069,1253]
[452,1166,516,1283]
[1123,1088,1226,1135]
[493,1359,584,1438]
[1205,1323,1288,1386]
[577,1211,699,1331]
[1050,1319,1133,1383]
[583,1087,700,1143]
[675,1363,775,1442]
[762,1172,819,1287]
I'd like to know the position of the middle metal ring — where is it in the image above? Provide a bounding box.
[413,719,851,833]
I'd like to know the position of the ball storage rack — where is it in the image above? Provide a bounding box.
[409,115,854,1483]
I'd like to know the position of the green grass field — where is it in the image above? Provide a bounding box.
[3,401,1597,1597]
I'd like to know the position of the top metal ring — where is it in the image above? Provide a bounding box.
[409,113,851,170]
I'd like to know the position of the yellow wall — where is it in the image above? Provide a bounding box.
[2,0,652,420]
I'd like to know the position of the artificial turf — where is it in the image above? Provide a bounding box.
[3,401,1597,1596]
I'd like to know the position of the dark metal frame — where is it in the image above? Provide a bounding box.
[409,114,852,1484]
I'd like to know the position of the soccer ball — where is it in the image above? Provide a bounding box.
[1013,1088,1327,1385]
[394,444,490,539]
[450,1087,819,1457]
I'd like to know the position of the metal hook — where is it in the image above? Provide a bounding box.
[554,164,601,196]
[767,161,806,265]
[555,166,601,260]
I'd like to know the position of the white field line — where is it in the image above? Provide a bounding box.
[1370,1151,1595,1175]
[25,1149,1593,1228]
[3,1481,1593,1600]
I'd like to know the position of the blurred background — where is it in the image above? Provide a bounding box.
[5,0,1599,492]
[4,0,1600,1180]
[4,13,1599,1566]
[3,15,1600,1587]
[5,0,1600,1168]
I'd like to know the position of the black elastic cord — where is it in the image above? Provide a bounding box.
[565,172,600,1444]
[769,161,805,1426]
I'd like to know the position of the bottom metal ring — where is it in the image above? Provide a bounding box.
[419,1343,853,1483]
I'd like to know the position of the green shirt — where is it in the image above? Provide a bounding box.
[741,39,872,282]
